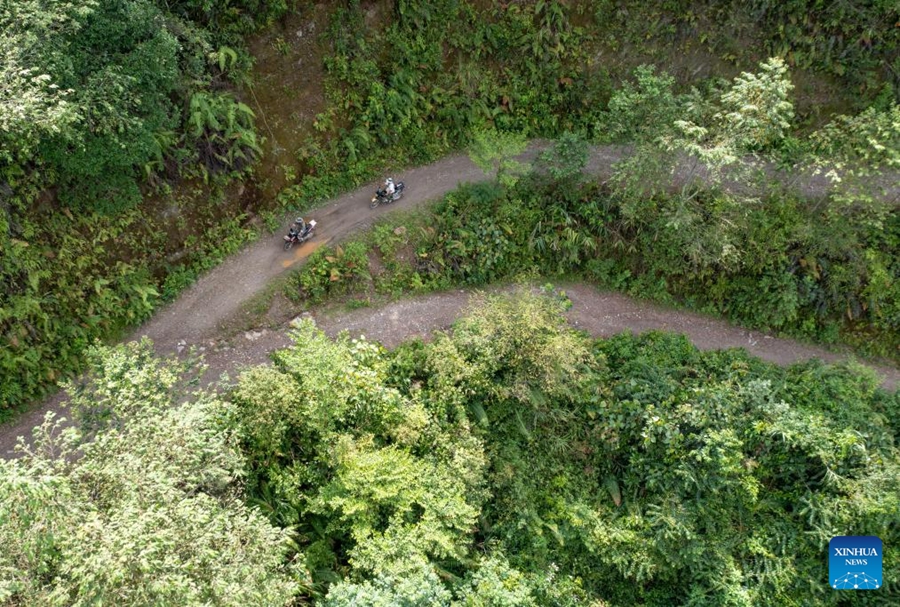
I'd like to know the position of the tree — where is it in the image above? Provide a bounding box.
[468,127,530,188]
[0,62,77,163]
[323,563,452,607]
[322,555,541,607]
[538,131,590,185]
[717,57,795,151]
[607,58,795,201]
[0,340,303,606]
[804,103,900,213]
[428,290,591,406]
[0,0,91,163]
[0,0,266,213]
[601,64,681,144]
[602,64,686,202]
[603,59,796,272]
[456,556,538,606]
[230,320,489,590]
[662,57,795,198]
[311,435,479,575]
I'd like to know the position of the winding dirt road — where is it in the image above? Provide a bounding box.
[2,145,897,457]
[310,283,900,389]
[142,151,497,346]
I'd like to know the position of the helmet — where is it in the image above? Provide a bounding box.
[386,177,394,184]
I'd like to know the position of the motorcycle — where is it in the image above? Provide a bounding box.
[283,219,317,250]
[370,181,405,209]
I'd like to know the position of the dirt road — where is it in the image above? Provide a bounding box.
[2,145,896,457]
[140,151,497,346]
[311,283,899,389]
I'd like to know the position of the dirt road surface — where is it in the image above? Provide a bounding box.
[2,145,897,457]
[309,283,900,387]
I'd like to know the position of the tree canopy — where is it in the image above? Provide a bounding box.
[0,339,302,606]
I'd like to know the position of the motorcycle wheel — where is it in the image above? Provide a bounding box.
[283,240,293,251]
[369,198,380,209]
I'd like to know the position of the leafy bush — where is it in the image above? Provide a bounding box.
[291,242,371,302]
[187,91,262,178]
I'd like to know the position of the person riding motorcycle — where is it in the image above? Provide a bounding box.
[283,216,317,250]
[291,217,308,238]
[370,178,404,209]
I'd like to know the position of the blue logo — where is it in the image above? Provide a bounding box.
[829,536,882,590]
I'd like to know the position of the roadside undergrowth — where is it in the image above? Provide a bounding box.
[284,178,900,367]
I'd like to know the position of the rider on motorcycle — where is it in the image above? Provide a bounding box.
[384,178,395,198]
[292,217,308,238]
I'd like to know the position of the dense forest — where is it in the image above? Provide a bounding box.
[4,292,898,604]
[2,0,899,412]
[1,0,899,604]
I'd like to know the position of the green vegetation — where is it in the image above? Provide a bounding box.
[3,0,898,415]
[0,182,259,414]
[1,0,280,212]
[289,131,900,361]
[4,292,897,604]
[0,0,286,412]
[0,339,303,605]
[311,0,899,179]
[590,1,899,108]
[3,1,899,604]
